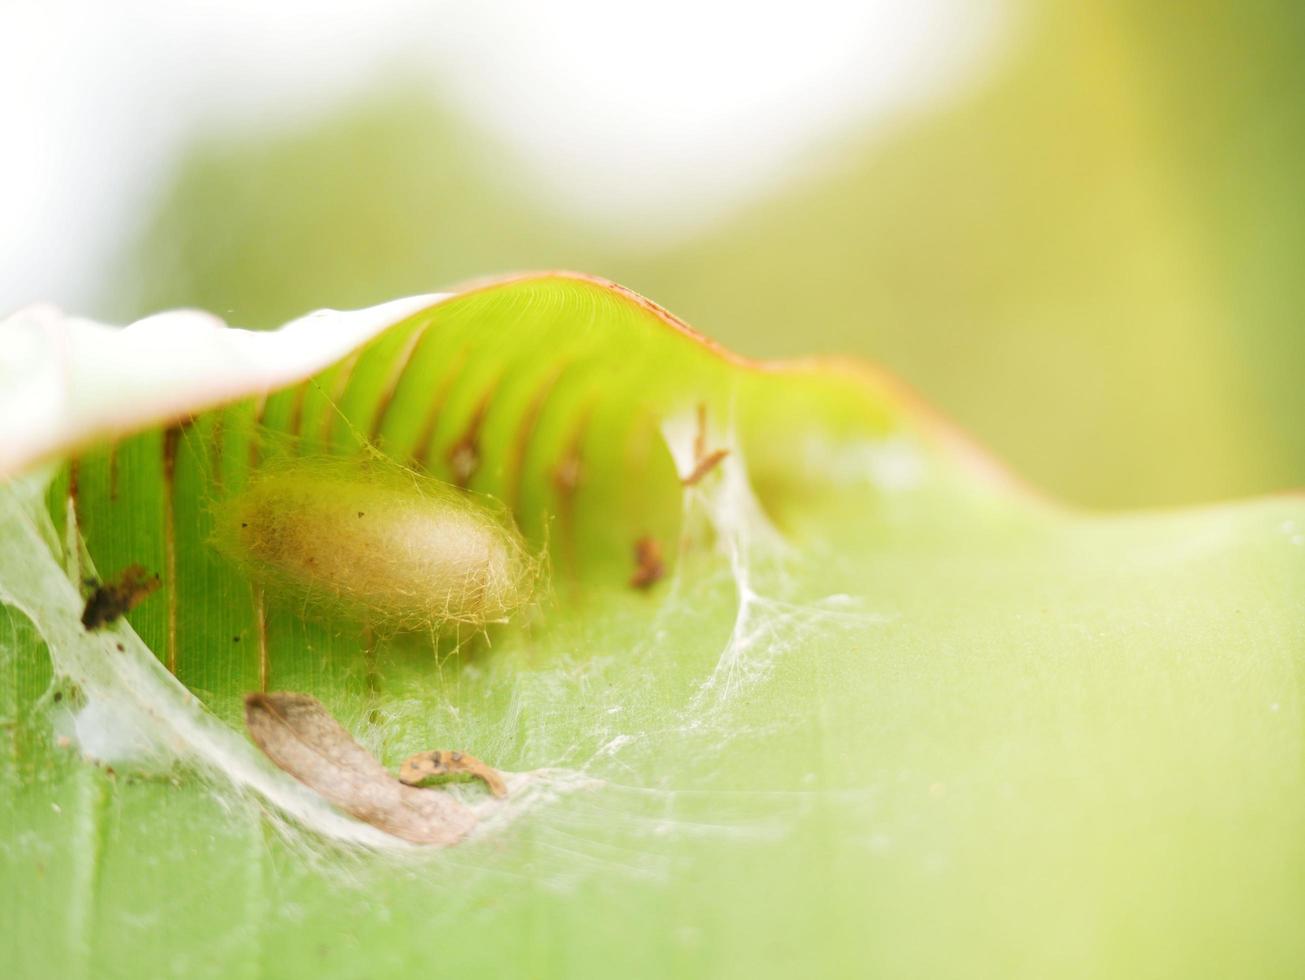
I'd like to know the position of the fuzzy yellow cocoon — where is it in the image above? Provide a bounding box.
[212,457,537,630]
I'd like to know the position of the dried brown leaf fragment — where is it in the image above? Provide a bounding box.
[399,749,508,799]
[244,692,478,846]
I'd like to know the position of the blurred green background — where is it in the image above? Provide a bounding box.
[107,2,1305,509]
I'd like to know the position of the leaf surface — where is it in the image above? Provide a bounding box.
[2,273,1304,978]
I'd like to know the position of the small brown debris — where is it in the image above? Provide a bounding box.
[629,536,665,590]
[682,402,728,485]
[693,403,709,462]
[81,565,161,631]
[399,749,508,799]
[244,692,479,846]
[681,449,729,487]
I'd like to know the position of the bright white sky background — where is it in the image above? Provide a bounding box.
[0,0,1010,318]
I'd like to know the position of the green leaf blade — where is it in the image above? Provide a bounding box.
[2,274,1304,977]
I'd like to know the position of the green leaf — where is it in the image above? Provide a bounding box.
[3,273,1304,978]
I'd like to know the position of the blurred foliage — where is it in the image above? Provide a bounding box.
[111,2,1305,508]
[113,91,607,324]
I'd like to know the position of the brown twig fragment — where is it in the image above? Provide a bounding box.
[81,564,161,631]
[629,536,665,590]
[399,749,508,799]
[693,402,709,463]
[682,401,728,485]
[244,692,478,846]
[681,448,729,487]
